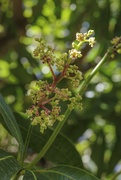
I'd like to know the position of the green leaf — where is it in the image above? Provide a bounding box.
[23,165,99,180]
[0,149,21,179]
[44,165,100,180]
[16,113,83,167]
[23,170,49,180]
[0,94,24,158]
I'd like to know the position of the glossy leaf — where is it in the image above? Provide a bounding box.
[23,165,99,180]
[0,149,21,179]
[0,94,24,157]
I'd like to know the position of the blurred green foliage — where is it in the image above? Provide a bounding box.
[0,0,121,179]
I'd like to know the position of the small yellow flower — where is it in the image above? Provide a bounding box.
[76,33,84,41]
[69,49,82,59]
[89,37,96,47]
[87,30,94,36]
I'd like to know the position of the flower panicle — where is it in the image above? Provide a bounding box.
[26,30,96,133]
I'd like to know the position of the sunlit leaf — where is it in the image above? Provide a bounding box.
[0,94,24,158]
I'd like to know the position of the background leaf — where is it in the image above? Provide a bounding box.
[0,94,24,157]
[0,149,21,179]
[23,165,99,180]
[16,113,83,168]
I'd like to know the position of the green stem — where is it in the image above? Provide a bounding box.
[26,50,111,169]
[21,123,33,167]
[11,170,25,180]
[26,108,71,168]
[111,171,121,180]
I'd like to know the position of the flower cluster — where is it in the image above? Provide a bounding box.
[26,30,95,133]
[69,49,82,59]
[33,38,56,66]
[72,30,96,50]
[26,80,76,133]
[111,37,121,56]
